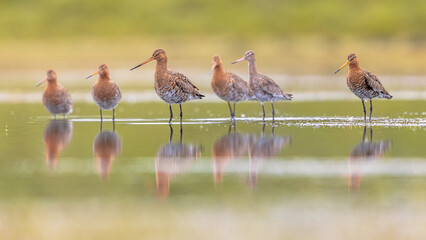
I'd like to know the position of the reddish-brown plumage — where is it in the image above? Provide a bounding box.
[335,53,392,122]
[211,55,254,119]
[130,49,204,122]
[39,70,72,118]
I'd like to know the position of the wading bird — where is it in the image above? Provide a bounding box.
[232,51,292,120]
[37,70,72,118]
[130,49,204,123]
[335,53,392,122]
[86,64,122,122]
[210,55,255,120]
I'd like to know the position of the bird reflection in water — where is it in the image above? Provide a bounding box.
[348,126,391,191]
[155,124,201,199]
[212,124,250,184]
[248,124,292,188]
[43,119,73,170]
[93,124,122,179]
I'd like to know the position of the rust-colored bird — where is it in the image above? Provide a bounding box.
[232,51,292,120]
[43,119,73,170]
[348,126,391,191]
[37,70,72,118]
[86,64,122,122]
[93,130,122,179]
[212,125,250,184]
[335,53,392,122]
[210,55,255,120]
[155,125,201,199]
[130,49,204,123]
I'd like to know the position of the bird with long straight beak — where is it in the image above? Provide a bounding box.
[37,69,72,119]
[130,49,204,123]
[232,50,292,121]
[86,64,122,123]
[334,53,392,123]
[210,55,255,120]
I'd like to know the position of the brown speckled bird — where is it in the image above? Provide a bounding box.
[86,64,122,122]
[93,130,122,179]
[37,70,72,118]
[210,55,255,120]
[232,50,292,120]
[130,49,205,123]
[335,53,392,122]
[348,126,391,191]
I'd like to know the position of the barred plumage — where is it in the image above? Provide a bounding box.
[335,53,392,122]
[131,49,204,123]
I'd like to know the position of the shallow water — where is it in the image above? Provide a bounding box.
[0,100,425,239]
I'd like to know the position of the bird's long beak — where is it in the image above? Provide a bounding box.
[130,56,155,71]
[231,57,245,64]
[86,70,99,79]
[334,60,349,74]
[36,78,47,87]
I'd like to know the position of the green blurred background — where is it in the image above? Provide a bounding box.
[0,0,425,90]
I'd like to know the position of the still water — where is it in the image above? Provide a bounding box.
[0,101,425,239]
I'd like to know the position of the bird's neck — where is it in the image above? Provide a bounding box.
[46,81,58,89]
[155,59,168,79]
[349,62,362,72]
[212,63,227,84]
[97,75,110,83]
[248,60,258,79]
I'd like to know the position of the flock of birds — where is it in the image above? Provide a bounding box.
[38,49,392,123]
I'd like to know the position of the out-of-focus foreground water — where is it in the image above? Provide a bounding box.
[0,100,425,240]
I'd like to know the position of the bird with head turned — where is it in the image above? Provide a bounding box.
[210,55,255,120]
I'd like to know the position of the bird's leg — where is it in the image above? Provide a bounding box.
[179,104,183,123]
[369,99,373,123]
[361,100,366,123]
[261,102,265,121]
[227,102,233,119]
[100,109,103,122]
[168,104,173,123]
[54,114,56,120]
[271,102,275,123]
[233,102,236,119]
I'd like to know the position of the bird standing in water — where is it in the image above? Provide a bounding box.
[37,70,72,118]
[210,55,255,120]
[130,49,204,123]
[232,51,292,120]
[335,53,392,122]
[86,64,122,123]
